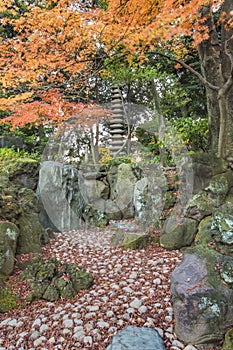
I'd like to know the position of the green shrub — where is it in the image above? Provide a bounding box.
[0,147,40,163]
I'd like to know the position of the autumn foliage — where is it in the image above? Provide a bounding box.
[0,0,232,133]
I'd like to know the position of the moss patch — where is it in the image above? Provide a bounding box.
[0,286,18,313]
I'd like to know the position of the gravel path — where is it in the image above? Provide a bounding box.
[0,227,194,350]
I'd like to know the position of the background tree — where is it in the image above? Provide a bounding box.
[0,0,232,162]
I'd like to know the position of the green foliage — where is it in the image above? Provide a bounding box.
[0,123,53,155]
[103,154,133,166]
[173,116,209,152]
[0,286,18,313]
[0,147,40,163]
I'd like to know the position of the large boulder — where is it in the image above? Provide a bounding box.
[191,152,228,193]
[160,217,198,250]
[171,245,233,347]
[17,212,47,254]
[0,222,19,281]
[134,168,166,230]
[37,161,85,232]
[105,326,166,350]
[115,163,137,218]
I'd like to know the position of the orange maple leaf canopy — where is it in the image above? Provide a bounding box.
[0,0,230,129]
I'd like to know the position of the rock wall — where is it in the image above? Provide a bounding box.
[169,156,233,348]
[0,159,51,281]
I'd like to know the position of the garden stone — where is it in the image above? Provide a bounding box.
[134,169,166,230]
[185,191,215,221]
[160,217,198,250]
[190,152,228,193]
[37,161,85,232]
[122,233,152,250]
[171,246,233,346]
[1,158,39,190]
[211,213,233,245]
[17,212,46,254]
[21,257,94,302]
[222,329,233,350]
[115,163,136,219]
[105,325,166,350]
[195,216,213,245]
[206,171,233,205]
[0,222,19,281]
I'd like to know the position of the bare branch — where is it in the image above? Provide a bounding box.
[148,51,220,91]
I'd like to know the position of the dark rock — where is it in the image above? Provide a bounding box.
[171,246,233,346]
[0,222,19,281]
[21,257,94,302]
[191,153,228,193]
[105,325,166,350]
[160,217,198,250]
[1,158,39,190]
[185,191,214,221]
[17,212,46,254]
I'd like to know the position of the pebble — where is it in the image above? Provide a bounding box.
[130,298,142,309]
[153,278,161,285]
[184,346,198,350]
[106,310,114,318]
[30,331,40,340]
[63,319,73,328]
[172,339,185,348]
[97,321,109,328]
[39,324,49,333]
[138,305,148,313]
[84,336,93,346]
[0,230,183,349]
[86,305,99,312]
[32,319,41,328]
[33,336,46,347]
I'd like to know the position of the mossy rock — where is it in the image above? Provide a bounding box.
[186,244,222,290]
[82,204,109,228]
[0,158,39,190]
[0,287,18,313]
[110,230,125,247]
[206,171,233,204]
[185,191,215,221]
[122,233,152,250]
[21,257,94,302]
[195,216,213,245]
[17,211,49,254]
[222,329,233,350]
[220,256,233,286]
[0,222,19,281]
[160,218,198,250]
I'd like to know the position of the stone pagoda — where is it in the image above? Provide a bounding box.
[109,86,126,156]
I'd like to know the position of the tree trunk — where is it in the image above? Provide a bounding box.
[151,79,168,166]
[197,6,221,155]
[198,2,233,160]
